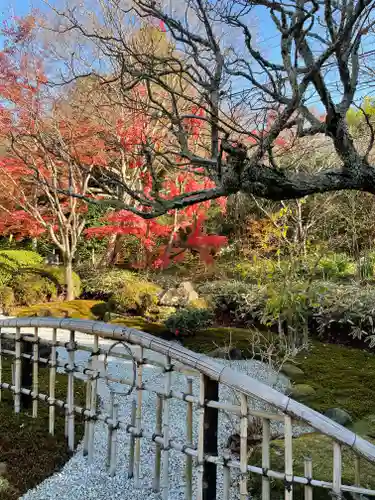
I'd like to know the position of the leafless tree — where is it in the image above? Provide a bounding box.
[46,0,375,218]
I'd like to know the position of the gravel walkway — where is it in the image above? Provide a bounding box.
[0,319,309,499]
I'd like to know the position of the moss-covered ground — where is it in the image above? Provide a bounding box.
[294,341,375,420]
[0,357,85,499]
[249,433,375,499]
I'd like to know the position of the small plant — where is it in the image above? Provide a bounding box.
[165,307,214,337]
[0,286,15,315]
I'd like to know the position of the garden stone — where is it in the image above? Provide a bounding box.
[159,281,199,307]
[289,384,316,399]
[281,363,304,381]
[324,408,352,426]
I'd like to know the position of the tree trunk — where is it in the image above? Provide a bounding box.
[64,258,75,301]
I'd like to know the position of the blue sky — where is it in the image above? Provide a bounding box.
[0,0,372,111]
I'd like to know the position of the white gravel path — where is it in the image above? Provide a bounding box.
[0,319,309,499]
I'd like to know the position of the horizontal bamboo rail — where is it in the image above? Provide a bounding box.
[0,316,374,499]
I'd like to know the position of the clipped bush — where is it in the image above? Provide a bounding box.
[0,250,44,287]
[12,275,57,306]
[165,307,214,337]
[199,280,265,326]
[0,286,15,314]
[81,269,139,298]
[108,279,161,315]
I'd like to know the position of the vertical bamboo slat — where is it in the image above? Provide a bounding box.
[153,394,163,492]
[198,374,219,500]
[134,347,144,489]
[14,327,21,414]
[88,334,99,464]
[83,371,92,456]
[107,393,115,469]
[223,449,231,500]
[353,456,361,500]
[239,393,248,500]
[196,373,205,500]
[185,377,193,500]
[284,415,293,500]
[333,442,342,498]
[67,330,75,451]
[49,328,57,435]
[128,398,137,479]
[32,327,38,418]
[262,418,271,500]
[161,355,172,500]
[109,402,119,477]
[109,399,118,477]
[304,457,313,500]
[0,328,2,402]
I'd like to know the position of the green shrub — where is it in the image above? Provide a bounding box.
[316,253,355,280]
[12,275,57,306]
[0,286,15,314]
[81,269,139,295]
[165,307,214,337]
[108,280,161,315]
[199,280,266,325]
[0,250,43,287]
[42,266,81,298]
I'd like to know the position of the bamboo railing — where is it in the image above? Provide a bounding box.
[0,316,375,499]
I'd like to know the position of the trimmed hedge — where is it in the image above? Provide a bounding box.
[0,250,43,287]
[0,250,81,308]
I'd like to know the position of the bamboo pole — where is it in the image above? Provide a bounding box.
[134,347,144,489]
[240,393,248,500]
[304,457,313,500]
[284,415,293,500]
[197,374,219,500]
[83,371,92,456]
[49,328,57,435]
[162,355,172,500]
[32,327,38,418]
[262,418,271,500]
[353,456,361,500]
[333,442,342,498]
[88,334,99,464]
[14,327,21,414]
[128,398,137,479]
[0,328,2,402]
[109,402,119,477]
[67,330,75,451]
[153,394,163,492]
[107,392,115,469]
[185,377,193,500]
[197,374,205,500]
[223,449,231,500]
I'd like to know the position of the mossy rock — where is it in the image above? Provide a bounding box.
[280,363,304,382]
[289,384,316,400]
[249,433,375,499]
[324,408,352,426]
[16,300,104,320]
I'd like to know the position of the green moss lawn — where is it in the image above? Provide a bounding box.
[0,356,85,499]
